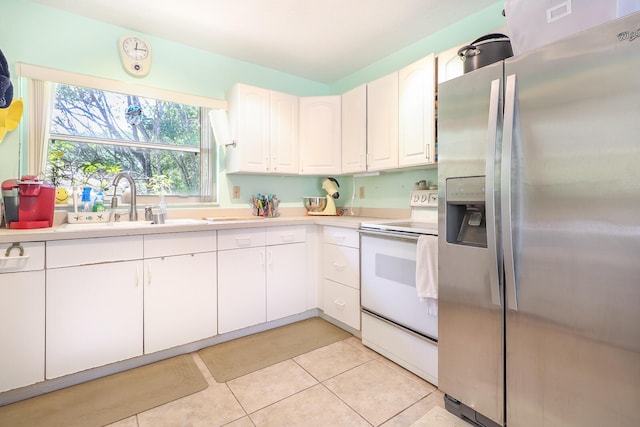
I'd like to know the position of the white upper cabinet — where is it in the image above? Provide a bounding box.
[437,43,466,84]
[226,83,299,174]
[399,54,436,167]
[270,91,299,173]
[341,84,367,174]
[299,96,341,175]
[367,71,399,171]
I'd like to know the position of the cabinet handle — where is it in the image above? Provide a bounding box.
[333,234,346,241]
[235,237,251,247]
[426,143,431,161]
[333,262,345,272]
[136,266,141,287]
[280,234,294,243]
[261,250,266,270]
[147,263,152,285]
[333,300,346,310]
[268,250,273,267]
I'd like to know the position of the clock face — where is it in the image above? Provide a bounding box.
[122,37,149,60]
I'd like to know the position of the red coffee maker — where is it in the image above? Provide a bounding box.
[1,176,55,229]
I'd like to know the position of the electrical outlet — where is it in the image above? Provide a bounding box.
[232,186,240,199]
[359,186,365,198]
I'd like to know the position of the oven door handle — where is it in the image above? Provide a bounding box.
[358,229,423,242]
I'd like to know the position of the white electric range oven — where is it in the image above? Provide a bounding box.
[359,190,439,385]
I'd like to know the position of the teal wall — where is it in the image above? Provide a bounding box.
[1,0,505,210]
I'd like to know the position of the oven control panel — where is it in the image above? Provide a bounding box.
[410,190,438,207]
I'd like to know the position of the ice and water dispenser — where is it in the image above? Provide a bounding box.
[445,176,487,248]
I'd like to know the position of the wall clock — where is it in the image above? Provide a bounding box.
[118,35,152,77]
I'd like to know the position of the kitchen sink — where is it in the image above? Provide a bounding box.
[55,218,209,232]
[204,216,265,222]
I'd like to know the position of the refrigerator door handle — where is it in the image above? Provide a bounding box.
[486,78,502,307]
[502,73,518,311]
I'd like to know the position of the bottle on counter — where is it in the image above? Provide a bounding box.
[80,187,93,212]
[92,191,105,212]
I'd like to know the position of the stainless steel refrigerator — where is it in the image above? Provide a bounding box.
[437,12,640,427]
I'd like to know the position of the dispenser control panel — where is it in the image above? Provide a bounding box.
[446,176,486,204]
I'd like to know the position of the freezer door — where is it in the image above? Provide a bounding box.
[503,13,640,427]
[437,60,505,426]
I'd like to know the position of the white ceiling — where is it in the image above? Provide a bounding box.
[27,0,498,83]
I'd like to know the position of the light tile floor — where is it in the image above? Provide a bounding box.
[107,337,470,427]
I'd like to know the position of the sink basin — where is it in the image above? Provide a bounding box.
[204,216,265,222]
[56,218,208,232]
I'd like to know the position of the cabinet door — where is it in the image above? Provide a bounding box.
[266,242,307,321]
[217,247,266,334]
[367,71,399,171]
[0,270,45,392]
[226,83,271,173]
[399,54,436,167]
[437,43,467,84]
[299,96,342,175]
[46,261,143,379]
[341,84,367,174]
[144,252,217,354]
[270,91,299,174]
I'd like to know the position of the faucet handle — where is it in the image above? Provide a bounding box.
[110,196,118,209]
[144,206,154,221]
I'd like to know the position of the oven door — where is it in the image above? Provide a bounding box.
[360,229,438,340]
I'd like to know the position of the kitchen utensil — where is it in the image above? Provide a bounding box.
[303,196,327,212]
[458,33,513,73]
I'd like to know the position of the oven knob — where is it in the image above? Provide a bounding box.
[412,194,420,203]
[420,194,428,203]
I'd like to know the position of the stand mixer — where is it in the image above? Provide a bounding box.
[307,177,340,216]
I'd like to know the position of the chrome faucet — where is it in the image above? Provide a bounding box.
[111,172,138,221]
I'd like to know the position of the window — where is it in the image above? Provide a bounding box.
[45,83,215,201]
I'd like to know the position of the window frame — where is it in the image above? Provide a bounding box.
[16,62,226,205]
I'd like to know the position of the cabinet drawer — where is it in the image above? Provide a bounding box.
[0,241,45,272]
[323,243,359,289]
[144,231,216,258]
[266,225,306,245]
[46,236,143,268]
[218,228,265,250]
[323,279,360,330]
[323,226,359,248]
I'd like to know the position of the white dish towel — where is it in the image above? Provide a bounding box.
[416,234,438,316]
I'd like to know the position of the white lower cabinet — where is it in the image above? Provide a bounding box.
[218,226,307,334]
[143,231,217,354]
[218,245,266,334]
[322,278,360,330]
[45,236,144,379]
[321,227,361,330]
[46,260,144,379]
[143,252,217,354]
[266,242,306,321]
[0,242,45,392]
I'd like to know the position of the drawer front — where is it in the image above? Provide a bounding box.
[323,279,360,330]
[322,243,359,289]
[323,226,359,248]
[266,225,306,245]
[46,236,144,268]
[0,242,45,272]
[144,231,216,258]
[218,228,265,250]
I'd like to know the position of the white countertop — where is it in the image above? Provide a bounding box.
[0,214,382,244]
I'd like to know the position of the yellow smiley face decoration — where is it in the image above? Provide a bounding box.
[55,187,69,204]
